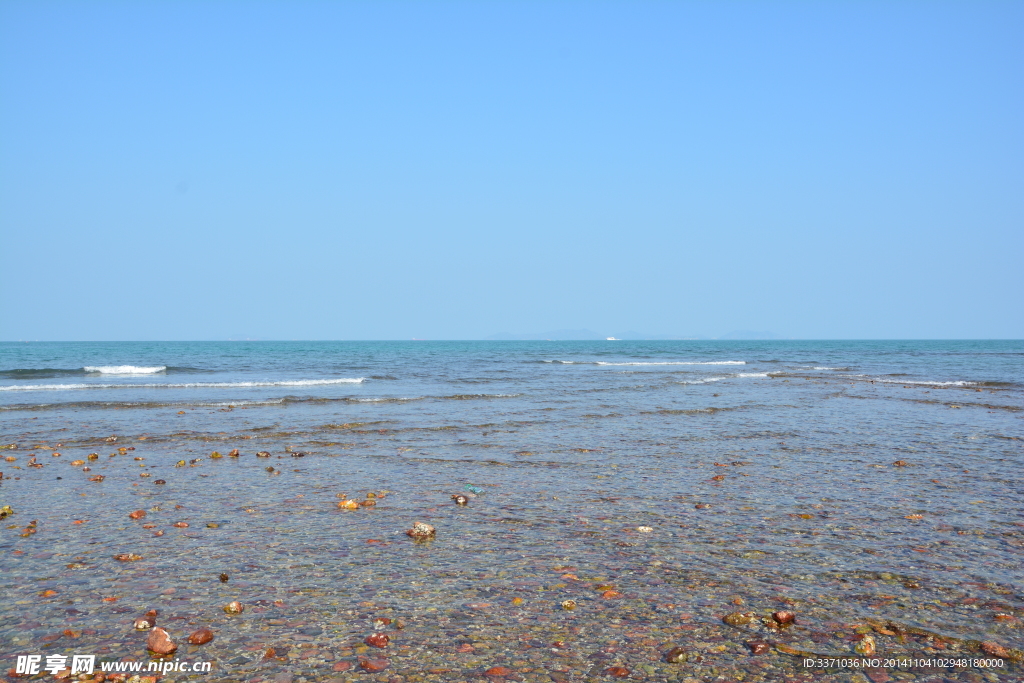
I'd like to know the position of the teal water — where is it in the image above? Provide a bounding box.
[1,340,1021,681]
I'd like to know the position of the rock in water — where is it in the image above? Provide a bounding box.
[364,633,389,648]
[772,610,795,625]
[406,522,436,538]
[187,628,214,645]
[147,627,176,655]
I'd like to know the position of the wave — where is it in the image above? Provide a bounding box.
[595,361,746,366]
[0,365,207,379]
[677,376,727,385]
[0,378,366,392]
[540,360,745,366]
[0,392,520,412]
[83,365,167,374]
[842,374,978,387]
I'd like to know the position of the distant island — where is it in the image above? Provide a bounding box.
[486,329,787,340]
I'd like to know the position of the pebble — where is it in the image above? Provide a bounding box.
[365,633,389,648]
[359,657,390,672]
[223,601,244,614]
[772,610,795,625]
[484,666,514,677]
[406,521,436,538]
[187,628,214,645]
[146,627,176,655]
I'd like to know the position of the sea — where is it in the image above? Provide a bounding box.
[1,340,1021,682]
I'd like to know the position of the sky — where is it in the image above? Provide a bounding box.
[1,0,1021,341]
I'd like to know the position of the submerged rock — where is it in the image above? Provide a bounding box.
[723,612,755,626]
[664,647,689,663]
[359,658,389,672]
[854,634,877,656]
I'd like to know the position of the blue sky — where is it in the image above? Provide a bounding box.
[1,0,1021,340]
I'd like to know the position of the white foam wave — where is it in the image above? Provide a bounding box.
[877,379,974,386]
[736,372,770,378]
[813,367,843,370]
[678,376,727,385]
[840,374,975,387]
[0,378,365,392]
[83,365,167,374]
[596,361,746,366]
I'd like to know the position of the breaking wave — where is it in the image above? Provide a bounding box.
[0,366,206,379]
[83,365,167,374]
[0,378,366,392]
[596,361,746,366]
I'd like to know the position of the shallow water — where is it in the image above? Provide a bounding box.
[1,340,1022,682]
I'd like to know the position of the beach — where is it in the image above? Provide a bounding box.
[1,340,1021,682]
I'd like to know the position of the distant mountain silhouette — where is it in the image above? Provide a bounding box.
[486,329,607,340]
[487,329,786,340]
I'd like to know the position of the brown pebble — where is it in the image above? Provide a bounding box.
[219,573,229,582]
[146,627,177,655]
[664,647,688,663]
[133,618,153,630]
[723,612,755,626]
[154,479,166,485]
[854,634,877,656]
[892,460,909,467]
[484,667,514,677]
[128,510,146,520]
[223,601,244,614]
[772,610,795,625]
[187,628,214,645]
[365,633,389,648]
[604,666,630,678]
[981,641,1010,658]
[694,503,711,509]
[359,658,390,672]
[406,521,436,538]
[747,641,771,655]
[172,522,189,528]
[332,661,352,671]
[228,449,240,456]
[113,553,143,562]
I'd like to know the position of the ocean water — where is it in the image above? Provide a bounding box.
[1,340,1021,682]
